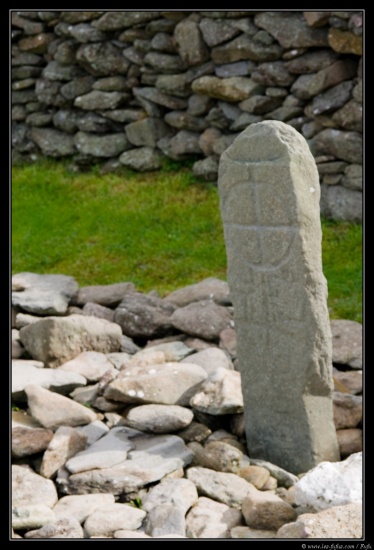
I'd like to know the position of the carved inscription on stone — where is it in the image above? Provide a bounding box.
[218,121,340,474]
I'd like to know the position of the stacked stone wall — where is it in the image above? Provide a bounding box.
[11,10,363,221]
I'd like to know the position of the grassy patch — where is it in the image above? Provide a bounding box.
[12,159,362,322]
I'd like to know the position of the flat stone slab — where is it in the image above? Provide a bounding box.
[218,120,339,474]
[12,465,58,508]
[124,404,194,433]
[12,272,78,315]
[53,494,116,524]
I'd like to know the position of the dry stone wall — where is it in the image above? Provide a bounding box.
[11,10,363,222]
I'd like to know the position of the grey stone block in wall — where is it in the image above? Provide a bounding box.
[218,121,340,474]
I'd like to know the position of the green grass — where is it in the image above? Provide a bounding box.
[12,159,362,323]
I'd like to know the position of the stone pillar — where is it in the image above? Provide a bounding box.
[218,121,340,474]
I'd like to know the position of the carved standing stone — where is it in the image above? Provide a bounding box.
[218,120,340,474]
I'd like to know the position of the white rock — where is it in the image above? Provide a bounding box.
[294,452,362,511]
[124,404,194,433]
[53,494,116,524]
[12,360,86,401]
[277,502,362,538]
[185,496,243,538]
[58,351,117,382]
[84,503,146,537]
[145,504,186,537]
[24,517,84,538]
[12,504,56,530]
[142,478,198,514]
[12,465,58,508]
[190,367,243,414]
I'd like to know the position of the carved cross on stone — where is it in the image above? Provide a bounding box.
[218,120,340,474]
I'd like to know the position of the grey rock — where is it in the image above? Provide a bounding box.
[93,76,128,91]
[72,281,135,308]
[151,32,176,53]
[186,466,255,508]
[76,42,130,76]
[218,121,340,474]
[25,384,97,429]
[342,164,362,191]
[60,76,95,100]
[19,314,122,368]
[104,362,207,406]
[309,81,354,116]
[12,465,58,507]
[53,39,78,65]
[215,60,256,78]
[333,368,362,395]
[157,131,202,160]
[164,277,230,307]
[35,79,65,107]
[12,272,78,316]
[84,503,146,537]
[251,61,295,87]
[102,108,146,123]
[53,494,115,524]
[114,292,176,339]
[181,347,234,374]
[188,93,214,116]
[238,95,283,114]
[134,86,188,110]
[155,73,190,98]
[74,131,130,158]
[174,19,210,67]
[75,420,110,447]
[192,156,219,181]
[263,105,303,122]
[185,496,243,538]
[125,117,171,147]
[12,427,53,459]
[93,11,159,31]
[317,161,348,175]
[199,18,240,47]
[12,360,86,402]
[60,12,103,23]
[144,51,186,72]
[76,112,123,133]
[277,502,362,539]
[190,365,242,413]
[24,516,84,538]
[170,300,233,341]
[231,525,277,538]
[12,504,56,531]
[320,184,362,222]
[53,109,79,133]
[29,127,76,157]
[291,59,358,100]
[12,122,36,153]
[124,404,194,433]
[42,60,83,81]
[254,12,328,48]
[65,427,139,474]
[212,34,283,64]
[332,99,363,132]
[164,111,208,132]
[25,112,53,127]
[285,49,339,74]
[11,51,44,66]
[119,147,164,172]
[68,23,106,43]
[74,91,129,110]
[12,89,37,105]
[230,113,262,131]
[61,434,193,495]
[82,302,115,322]
[12,77,37,91]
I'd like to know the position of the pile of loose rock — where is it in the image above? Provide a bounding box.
[11,272,363,539]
